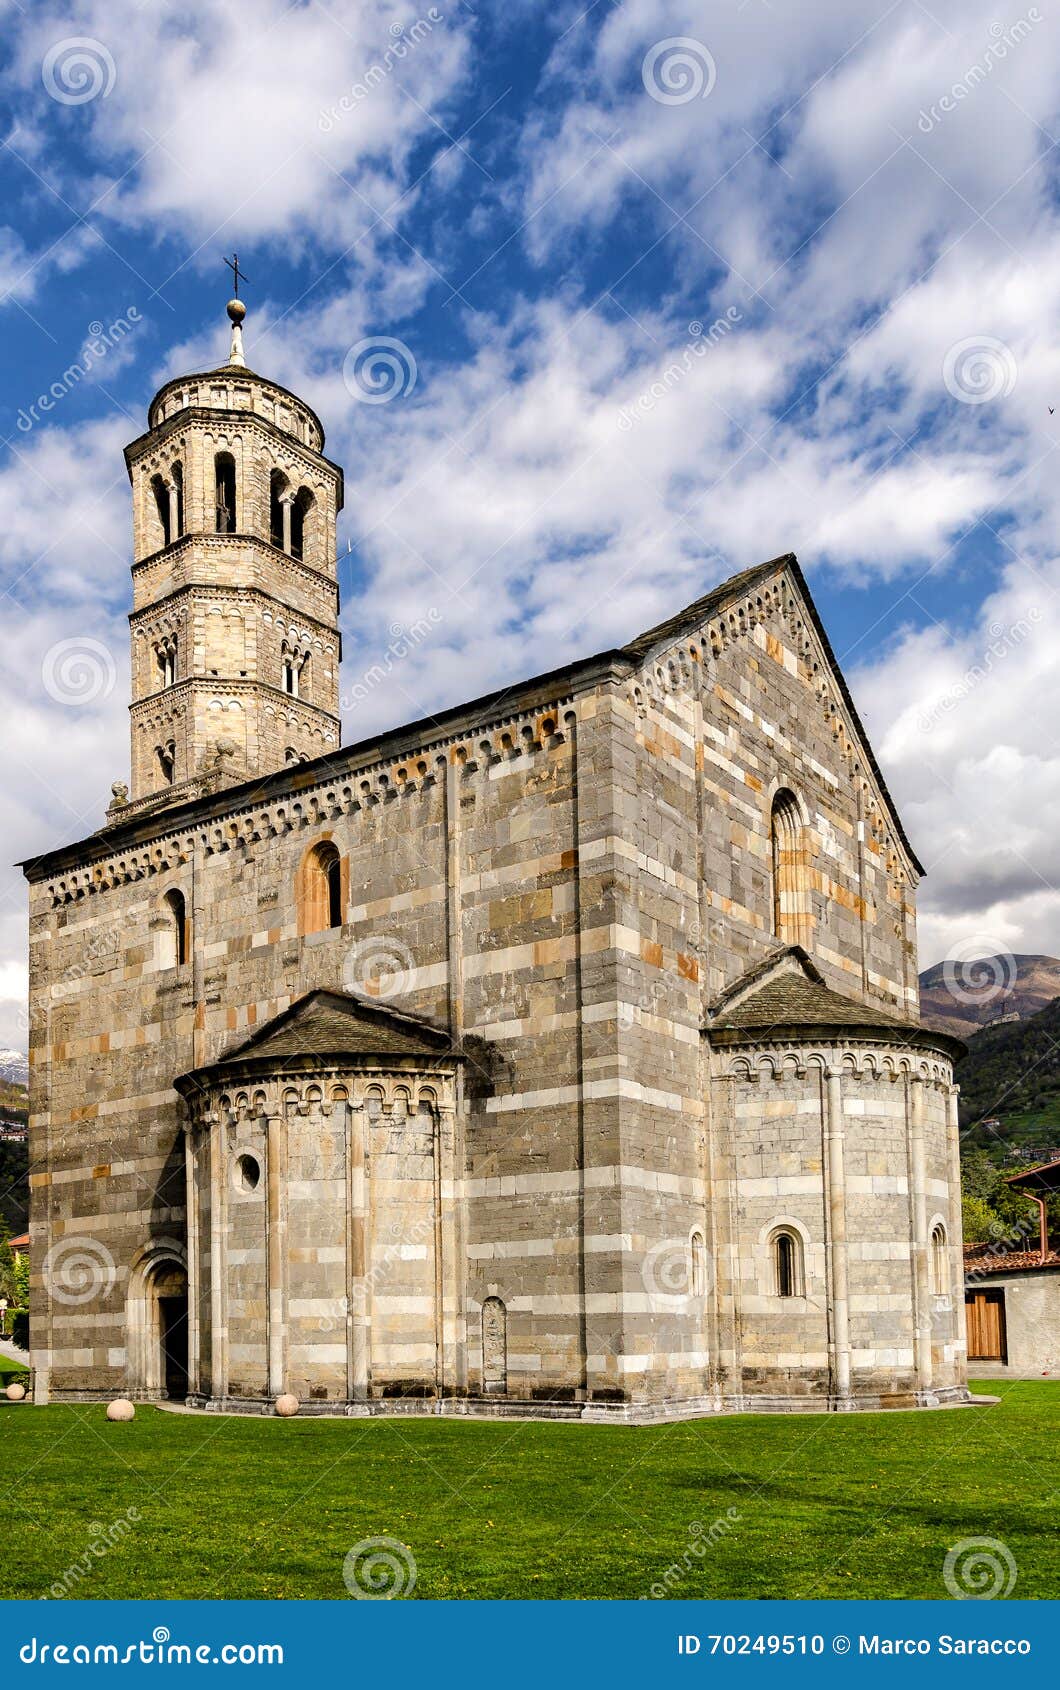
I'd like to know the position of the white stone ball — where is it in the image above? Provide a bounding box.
[5,1382,26,1402]
[274,1393,300,1417]
[106,1398,135,1422]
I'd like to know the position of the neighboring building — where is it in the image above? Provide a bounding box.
[21,299,968,1420]
[963,1158,1060,1378]
[7,1234,28,1266]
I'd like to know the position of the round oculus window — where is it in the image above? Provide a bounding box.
[235,1153,261,1193]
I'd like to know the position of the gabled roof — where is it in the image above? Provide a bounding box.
[21,551,918,880]
[174,989,458,1093]
[619,553,923,876]
[705,946,964,1055]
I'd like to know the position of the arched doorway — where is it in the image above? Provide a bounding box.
[127,1244,189,1400]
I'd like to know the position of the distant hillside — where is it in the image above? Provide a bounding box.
[954,994,1060,1155]
[0,1139,28,1234]
[0,1078,27,1123]
[919,953,1060,1039]
[0,1079,28,1233]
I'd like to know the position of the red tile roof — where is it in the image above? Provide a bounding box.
[964,1242,1060,1274]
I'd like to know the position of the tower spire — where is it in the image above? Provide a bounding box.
[223,252,247,367]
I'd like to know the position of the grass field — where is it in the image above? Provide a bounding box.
[0,1355,28,1387]
[0,1381,1056,1600]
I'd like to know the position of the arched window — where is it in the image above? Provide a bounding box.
[151,474,171,548]
[299,840,343,935]
[770,788,809,946]
[771,1227,803,1298]
[281,643,307,698]
[270,469,290,551]
[290,486,314,561]
[930,1222,948,1296]
[690,1230,707,1297]
[214,452,236,534]
[157,740,176,786]
[170,462,184,538]
[163,889,188,968]
[155,637,177,689]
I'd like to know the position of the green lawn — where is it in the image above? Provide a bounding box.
[0,1381,1056,1600]
[0,1355,28,1387]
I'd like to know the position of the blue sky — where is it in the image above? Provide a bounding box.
[1,0,1059,1048]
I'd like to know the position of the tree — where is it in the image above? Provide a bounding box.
[0,1217,15,1304]
[961,1193,998,1243]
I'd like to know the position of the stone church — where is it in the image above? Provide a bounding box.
[23,299,968,1419]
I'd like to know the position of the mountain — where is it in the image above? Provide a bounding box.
[952,993,1060,1154]
[919,954,1060,1039]
[0,1049,28,1087]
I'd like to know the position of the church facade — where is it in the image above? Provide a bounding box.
[23,302,968,1419]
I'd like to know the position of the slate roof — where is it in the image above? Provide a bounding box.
[706,946,965,1056]
[175,989,457,1092]
[23,552,921,881]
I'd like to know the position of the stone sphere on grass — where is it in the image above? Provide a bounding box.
[5,1382,26,1402]
[274,1393,300,1417]
[106,1398,135,1422]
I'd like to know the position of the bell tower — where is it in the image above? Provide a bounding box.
[120,292,343,808]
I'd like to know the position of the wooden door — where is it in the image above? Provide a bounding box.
[965,1289,1007,1360]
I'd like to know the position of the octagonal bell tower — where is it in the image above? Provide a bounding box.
[120,296,343,808]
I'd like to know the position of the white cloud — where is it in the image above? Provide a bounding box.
[8,0,472,256]
[4,0,1060,1056]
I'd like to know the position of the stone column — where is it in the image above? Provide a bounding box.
[909,1074,933,1394]
[184,1128,201,1395]
[266,1111,287,1398]
[208,1117,228,1402]
[945,1084,967,1380]
[824,1066,851,1403]
[167,480,180,542]
[447,1089,468,1395]
[346,1100,370,1403]
[280,495,293,556]
[432,1107,444,1400]
[705,1070,739,1403]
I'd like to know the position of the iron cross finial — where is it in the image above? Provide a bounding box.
[224,252,248,299]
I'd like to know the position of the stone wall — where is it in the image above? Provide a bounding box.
[966,1270,1060,1377]
[709,1049,963,1406]
[27,558,950,1415]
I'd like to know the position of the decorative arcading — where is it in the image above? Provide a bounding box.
[725,1045,953,1086]
[44,705,569,905]
[623,567,912,890]
[148,378,323,452]
[185,1073,452,1134]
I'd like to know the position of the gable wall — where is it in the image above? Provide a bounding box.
[594,567,922,1402]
